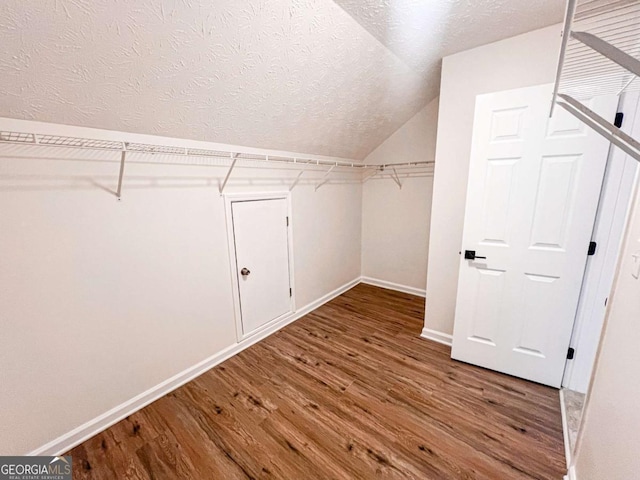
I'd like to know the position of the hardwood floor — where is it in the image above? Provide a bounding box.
[67,284,566,479]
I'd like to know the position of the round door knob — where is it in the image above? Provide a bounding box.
[240,268,250,276]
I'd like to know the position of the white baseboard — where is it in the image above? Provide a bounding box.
[560,389,572,470]
[420,327,453,347]
[360,276,426,297]
[28,277,360,456]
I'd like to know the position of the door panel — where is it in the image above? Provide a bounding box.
[452,85,617,387]
[232,198,291,336]
[480,158,518,245]
[530,154,581,250]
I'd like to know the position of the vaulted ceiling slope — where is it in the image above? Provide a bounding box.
[0,1,562,159]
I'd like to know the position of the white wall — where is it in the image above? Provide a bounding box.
[0,118,362,455]
[361,98,438,293]
[572,178,640,480]
[424,24,561,335]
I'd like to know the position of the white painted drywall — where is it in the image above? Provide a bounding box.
[0,118,362,455]
[424,24,561,336]
[361,98,438,292]
[572,178,640,480]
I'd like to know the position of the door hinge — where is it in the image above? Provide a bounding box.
[614,112,624,128]
[286,216,289,226]
[289,287,292,297]
[567,347,575,360]
[588,241,597,256]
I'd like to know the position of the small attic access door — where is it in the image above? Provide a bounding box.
[226,193,293,339]
[451,84,617,388]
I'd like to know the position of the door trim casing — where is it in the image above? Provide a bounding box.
[223,191,295,342]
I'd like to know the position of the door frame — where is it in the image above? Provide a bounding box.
[223,191,296,342]
[562,92,640,392]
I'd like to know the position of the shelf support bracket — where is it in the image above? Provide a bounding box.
[391,167,402,189]
[617,76,637,96]
[315,164,336,191]
[219,153,239,195]
[116,150,127,200]
[290,161,309,191]
[290,170,305,191]
[557,94,640,163]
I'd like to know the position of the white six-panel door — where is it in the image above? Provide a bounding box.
[451,84,617,387]
[231,198,292,337]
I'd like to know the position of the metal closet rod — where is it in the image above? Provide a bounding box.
[557,93,640,163]
[0,130,434,170]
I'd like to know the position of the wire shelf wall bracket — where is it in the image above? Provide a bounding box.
[390,167,403,190]
[219,153,239,195]
[314,165,336,192]
[558,93,640,159]
[289,160,310,191]
[0,129,435,197]
[116,150,127,200]
[552,0,640,164]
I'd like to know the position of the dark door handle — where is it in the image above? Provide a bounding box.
[240,268,251,276]
[464,250,486,260]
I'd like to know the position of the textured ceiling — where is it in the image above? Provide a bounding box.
[334,0,565,75]
[0,0,563,159]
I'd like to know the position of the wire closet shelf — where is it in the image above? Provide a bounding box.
[552,0,640,162]
[0,130,434,198]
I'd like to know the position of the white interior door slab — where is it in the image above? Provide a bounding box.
[451,84,617,387]
[232,198,291,336]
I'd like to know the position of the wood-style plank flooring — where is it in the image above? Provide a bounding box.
[67,284,565,479]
